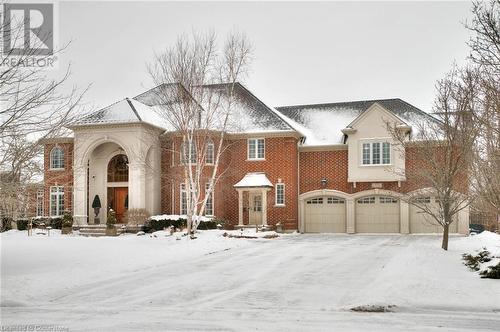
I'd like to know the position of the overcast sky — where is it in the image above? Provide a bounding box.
[56,1,473,113]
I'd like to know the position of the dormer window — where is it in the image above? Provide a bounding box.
[361,141,391,165]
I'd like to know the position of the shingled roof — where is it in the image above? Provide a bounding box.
[275,98,438,145]
[74,83,294,134]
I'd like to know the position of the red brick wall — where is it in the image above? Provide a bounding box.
[43,142,74,216]
[160,135,300,229]
[298,147,437,195]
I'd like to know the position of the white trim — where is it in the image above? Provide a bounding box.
[205,183,214,217]
[247,138,265,160]
[275,183,285,206]
[180,183,187,215]
[360,140,392,166]
[49,186,64,217]
[50,146,65,170]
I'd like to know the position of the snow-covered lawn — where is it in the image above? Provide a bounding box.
[1,230,499,331]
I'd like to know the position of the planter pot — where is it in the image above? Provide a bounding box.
[106,227,117,236]
[61,226,72,235]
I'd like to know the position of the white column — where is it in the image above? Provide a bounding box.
[73,165,87,225]
[262,188,268,225]
[128,161,146,209]
[238,190,244,226]
[346,198,355,233]
[400,200,410,234]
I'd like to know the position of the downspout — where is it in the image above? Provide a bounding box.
[297,137,302,233]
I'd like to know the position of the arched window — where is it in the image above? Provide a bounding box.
[50,147,65,169]
[107,154,129,182]
[206,139,214,164]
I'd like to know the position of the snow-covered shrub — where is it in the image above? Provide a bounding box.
[146,218,186,232]
[462,249,492,271]
[107,210,117,229]
[480,262,500,279]
[1,217,13,232]
[62,210,73,228]
[16,218,29,231]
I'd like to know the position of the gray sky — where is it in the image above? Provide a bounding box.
[57,1,473,113]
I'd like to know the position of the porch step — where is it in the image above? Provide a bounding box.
[75,224,128,237]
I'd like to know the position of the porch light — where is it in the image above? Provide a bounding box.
[320,178,328,188]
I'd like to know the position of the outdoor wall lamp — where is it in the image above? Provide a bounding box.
[320,178,328,188]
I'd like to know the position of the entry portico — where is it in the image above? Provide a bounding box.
[234,172,273,226]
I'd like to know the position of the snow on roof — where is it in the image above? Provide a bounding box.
[134,83,294,133]
[276,99,438,145]
[234,172,274,188]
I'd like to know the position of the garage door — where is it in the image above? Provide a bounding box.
[356,196,400,233]
[409,197,458,233]
[304,197,346,233]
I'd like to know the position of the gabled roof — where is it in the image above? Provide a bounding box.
[275,98,438,145]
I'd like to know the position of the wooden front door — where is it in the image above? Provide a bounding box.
[249,193,262,225]
[111,187,128,223]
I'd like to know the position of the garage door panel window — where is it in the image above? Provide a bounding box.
[307,198,323,204]
[357,197,375,204]
[380,196,398,203]
[327,197,345,204]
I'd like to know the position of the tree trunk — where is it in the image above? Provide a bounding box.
[441,223,449,251]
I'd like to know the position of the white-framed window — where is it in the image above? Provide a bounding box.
[50,186,64,216]
[181,141,197,164]
[205,183,213,216]
[357,196,375,204]
[361,141,391,165]
[275,183,285,206]
[36,189,44,217]
[248,138,265,160]
[50,147,65,169]
[206,140,214,165]
[180,183,187,215]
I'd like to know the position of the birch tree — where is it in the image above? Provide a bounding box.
[147,31,252,237]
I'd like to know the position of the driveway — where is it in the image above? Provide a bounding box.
[1,232,499,331]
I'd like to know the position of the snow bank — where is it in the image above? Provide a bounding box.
[149,214,213,222]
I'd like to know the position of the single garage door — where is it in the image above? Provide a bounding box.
[409,197,458,233]
[304,197,346,233]
[356,196,400,233]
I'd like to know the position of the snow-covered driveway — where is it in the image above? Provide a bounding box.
[1,231,499,331]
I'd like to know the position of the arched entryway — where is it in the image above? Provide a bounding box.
[106,153,129,223]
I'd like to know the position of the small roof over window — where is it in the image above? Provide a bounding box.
[234,172,273,188]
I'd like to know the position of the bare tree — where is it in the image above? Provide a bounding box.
[0,12,87,224]
[147,31,252,237]
[466,0,500,229]
[390,67,481,250]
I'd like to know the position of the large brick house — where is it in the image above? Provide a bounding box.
[40,83,469,234]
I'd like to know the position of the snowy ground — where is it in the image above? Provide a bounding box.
[1,229,499,331]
